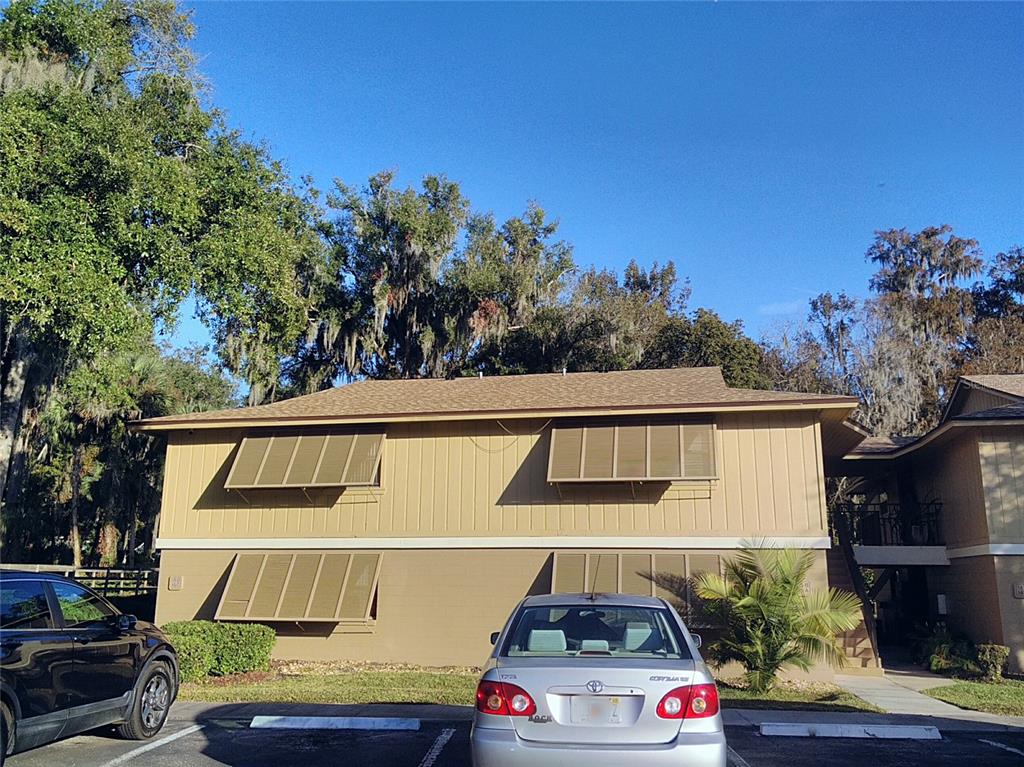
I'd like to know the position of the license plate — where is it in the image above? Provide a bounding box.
[570,695,624,724]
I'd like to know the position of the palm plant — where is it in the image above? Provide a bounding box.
[695,547,862,693]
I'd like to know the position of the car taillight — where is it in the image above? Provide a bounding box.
[656,684,720,719]
[475,680,537,717]
[686,684,720,717]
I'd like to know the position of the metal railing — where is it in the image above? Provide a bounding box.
[0,564,157,597]
[832,502,944,546]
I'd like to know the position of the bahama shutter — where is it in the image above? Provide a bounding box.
[552,552,657,596]
[552,553,586,593]
[620,553,654,596]
[588,553,618,593]
[547,420,715,482]
[225,429,385,490]
[548,427,584,481]
[214,551,383,622]
[682,423,715,477]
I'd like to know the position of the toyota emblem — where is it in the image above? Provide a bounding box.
[586,680,604,693]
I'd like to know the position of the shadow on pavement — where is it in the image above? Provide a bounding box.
[187,702,471,767]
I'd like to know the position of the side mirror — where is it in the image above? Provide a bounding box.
[691,633,702,649]
[114,614,137,632]
[489,631,500,646]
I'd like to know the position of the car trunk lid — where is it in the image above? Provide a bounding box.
[493,657,697,745]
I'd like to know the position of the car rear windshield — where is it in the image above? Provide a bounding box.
[501,604,691,659]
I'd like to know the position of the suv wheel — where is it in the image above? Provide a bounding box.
[1,699,13,765]
[116,663,174,740]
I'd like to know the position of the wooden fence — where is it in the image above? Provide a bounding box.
[0,564,157,597]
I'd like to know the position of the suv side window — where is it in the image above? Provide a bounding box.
[51,582,114,628]
[0,580,54,629]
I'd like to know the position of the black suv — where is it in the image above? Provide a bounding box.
[0,570,178,763]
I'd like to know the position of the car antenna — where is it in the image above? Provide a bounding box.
[588,556,601,601]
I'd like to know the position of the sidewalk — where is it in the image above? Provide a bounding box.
[834,671,1024,730]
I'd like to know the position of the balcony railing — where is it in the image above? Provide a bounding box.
[833,502,944,546]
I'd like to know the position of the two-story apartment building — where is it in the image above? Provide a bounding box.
[137,367,861,667]
[833,375,1024,672]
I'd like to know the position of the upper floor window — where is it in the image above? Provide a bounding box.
[547,420,715,483]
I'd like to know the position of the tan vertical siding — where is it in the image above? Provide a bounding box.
[955,388,1017,418]
[157,411,828,541]
[977,428,1024,544]
[912,433,989,549]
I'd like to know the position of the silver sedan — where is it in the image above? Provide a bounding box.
[470,593,727,767]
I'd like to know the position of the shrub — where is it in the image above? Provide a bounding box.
[690,547,862,693]
[163,620,276,678]
[171,632,215,682]
[912,626,980,677]
[976,644,1010,682]
[210,623,276,675]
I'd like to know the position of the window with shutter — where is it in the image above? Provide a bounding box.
[547,420,714,482]
[225,430,385,489]
[214,551,383,622]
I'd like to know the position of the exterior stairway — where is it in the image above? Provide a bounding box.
[826,549,883,675]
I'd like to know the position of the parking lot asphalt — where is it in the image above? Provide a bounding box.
[7,704,1024,767]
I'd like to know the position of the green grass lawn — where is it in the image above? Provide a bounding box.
[179,662,478,706]
[923,679,1024,717]
[717,680,883,713]
[179,662,879,712]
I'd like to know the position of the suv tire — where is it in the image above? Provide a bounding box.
[116,662,174,740]
[1,699,13,765]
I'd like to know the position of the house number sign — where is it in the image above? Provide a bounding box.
[1013,583,1024,600]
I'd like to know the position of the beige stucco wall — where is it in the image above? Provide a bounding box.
[936,555,1024,674]
[157,411,828,542]
[937,557,1004,644]
[155,547,832,675]
[993,556,1024,673]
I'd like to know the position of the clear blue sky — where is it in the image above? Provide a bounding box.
[172,1,1024,349]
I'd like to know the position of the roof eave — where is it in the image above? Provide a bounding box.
[131,398,859,432]
[843,417,1023,461]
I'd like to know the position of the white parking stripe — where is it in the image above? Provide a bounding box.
[100,724,205,766]
[418,727,456,767]
[728,745,754,767]
[250,716,420,730]
[979,739,1024,757]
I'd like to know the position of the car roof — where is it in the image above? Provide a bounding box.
[0,569,79,584]
[521,592,668,608]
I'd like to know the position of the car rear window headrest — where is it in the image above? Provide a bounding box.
[527,629,567,652]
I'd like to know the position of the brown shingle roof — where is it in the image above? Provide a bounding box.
[846,435,920,456]
[135,367,857,430]
[960,374,1024,399]
[953,403,1024,421]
